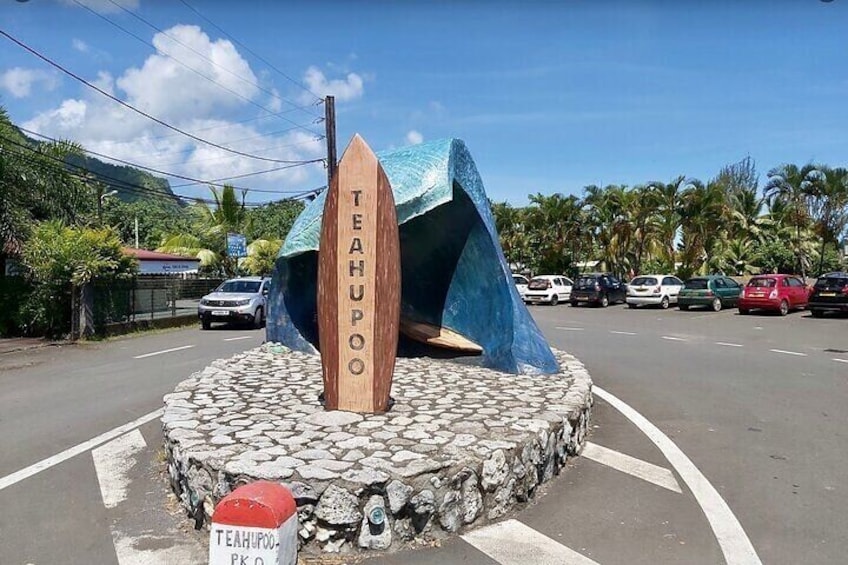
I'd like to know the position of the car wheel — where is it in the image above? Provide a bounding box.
[570,300,579,307]
[253,307,264,329]
[201,318,211,330]
[711,297,722,312]
[811,309,824,318]
[627,303,637,309]
[599,294,609,308]
[739,308,749,315]
[550,295,559,306]
[660,296,670,309]
[778,300,789,317]
[679,304,689,311]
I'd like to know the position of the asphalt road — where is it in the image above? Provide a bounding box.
[0,305,845,564]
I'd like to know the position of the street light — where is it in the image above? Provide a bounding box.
[98,189,118,222]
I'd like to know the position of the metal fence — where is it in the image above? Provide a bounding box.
[91,275,224,333]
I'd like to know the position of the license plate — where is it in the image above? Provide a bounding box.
[211,310,230,316]
[820,292,836,297]
[751,293,764,297]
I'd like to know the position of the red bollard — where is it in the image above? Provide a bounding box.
[209,481,298,565]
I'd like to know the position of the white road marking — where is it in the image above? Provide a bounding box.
[833,358,848,364]
[582,442,682,493]
[462,519,600,565]
[223,335,253,342]
[0,408,163,492]
[769,349,806,357]
[113,534,202,565]
[716,342,744,348]
[593,385,762,565]
[133,345,195,359]
[556,327,584,331]
[661,336,687,342]
[610,330,636,336]
[92,429,146,508]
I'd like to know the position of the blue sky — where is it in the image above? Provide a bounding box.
[1,0,846,205]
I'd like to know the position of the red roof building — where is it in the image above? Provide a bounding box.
[122,248,200,275]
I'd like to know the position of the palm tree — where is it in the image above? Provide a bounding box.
[524,193,586,275]
[764,164,816,278]
[242,238,282,276]
[647,176,688,273]
[159,185,252,277]
[802,166,848,275]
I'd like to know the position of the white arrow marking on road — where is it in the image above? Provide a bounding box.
[593,385,762,565]
[462,519,600,565]
[716,342,744,348]
[92,429,146,508]
[556,327,584,331]
[134,345,195,359]
[223,335,253,341]
[0,409,163,492]
[582,442,682,493]
[769,349,806,357]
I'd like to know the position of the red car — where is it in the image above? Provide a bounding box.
[738,274,809,316]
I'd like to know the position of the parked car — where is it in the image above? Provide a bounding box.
[738,274,809,316]
[570,273,626,307]
[677,275,742,311]
[523,275,573,305]
[198,276,270,329]
[626,274,684,309]
[512,274,529,299]
[808,272,848,317]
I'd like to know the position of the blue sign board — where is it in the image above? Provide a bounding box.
[227,233,247,258]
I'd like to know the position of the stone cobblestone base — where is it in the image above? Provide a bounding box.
[163,343,593,554]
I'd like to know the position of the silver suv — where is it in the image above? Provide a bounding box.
[198,277,270,330]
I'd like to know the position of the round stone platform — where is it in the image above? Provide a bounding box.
[163,343,593,554]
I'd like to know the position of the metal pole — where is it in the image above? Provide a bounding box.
[325,95,337,186]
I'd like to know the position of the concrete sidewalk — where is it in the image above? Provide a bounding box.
[0,337,62,355]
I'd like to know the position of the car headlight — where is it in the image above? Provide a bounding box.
[236,299,250,306]
[200,299,209,306]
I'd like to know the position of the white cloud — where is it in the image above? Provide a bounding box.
[301,66,364,103]
[59,0,139,14]
[72,38,89,53]
[0,68,59,98]
[405,130,423,145]
[18,24,356,200]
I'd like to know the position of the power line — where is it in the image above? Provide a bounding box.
[74,0,321,136]
[0,29,320,166]
[177,0,325,104]
[18,126,323,194]
[2,134,321,206]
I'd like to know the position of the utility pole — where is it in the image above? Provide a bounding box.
[324,95,337,187]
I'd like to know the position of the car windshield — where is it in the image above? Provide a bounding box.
[528,278,550,289]
[513,275,526,285]
[684,279,709,289]
[576,277,597,287]
[217,280,261,293]
[814,276,848,288]
[747,278,776,288]
[631,277,657,286]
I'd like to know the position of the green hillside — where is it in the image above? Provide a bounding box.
[64,153,181,205]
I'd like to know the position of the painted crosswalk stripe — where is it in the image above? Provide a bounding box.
[769,349,806,357]
[462,519,600,565]
[610,330,636,336]
[223,336,253,342]
[833,358,848,364]
[0,408,163,492]
[556,326,584,331]
[662,336,686,342]
[582,442,681,493]
[92,429,147,508]
[134,345,195,359]
[716,342,744,348]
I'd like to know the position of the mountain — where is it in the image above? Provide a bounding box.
[64,153,182,205]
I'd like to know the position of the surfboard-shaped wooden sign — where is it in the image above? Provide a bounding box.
[317,134,400,413]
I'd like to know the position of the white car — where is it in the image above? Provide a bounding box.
[626,274,683,309]
[523,275,573,305]
[198,276,270,329]
[512,274,529,298]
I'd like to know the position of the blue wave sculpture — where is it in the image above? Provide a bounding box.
[267,138,558,375]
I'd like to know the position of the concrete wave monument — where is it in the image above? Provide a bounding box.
[163,136,593,555]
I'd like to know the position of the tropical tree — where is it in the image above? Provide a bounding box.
[802,166,848,275]
[491,201,529,270]
[242,238,282,276]
[764,163,817,277]
[523,193,586,275]
[646,176,688,272]
[247,199,305,242]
